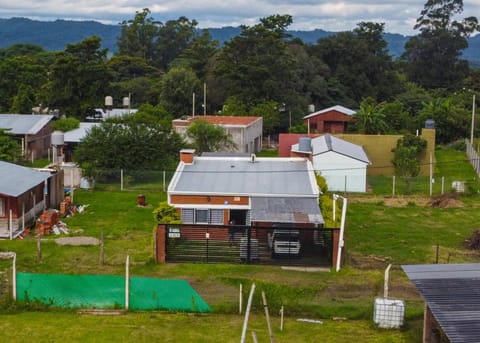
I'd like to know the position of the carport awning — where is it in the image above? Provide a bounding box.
[250,197,324,224]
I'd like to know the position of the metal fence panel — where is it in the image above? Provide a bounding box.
[165,224,335,267]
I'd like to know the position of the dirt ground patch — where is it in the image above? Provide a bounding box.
[348,196,431,207]
[55,236,100,246]
[428,193,464,208]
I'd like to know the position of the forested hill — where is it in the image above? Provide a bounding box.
[0,17,479,62]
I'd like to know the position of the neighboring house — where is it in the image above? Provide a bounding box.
[291,134,371,193]
[403,263,480,343]
[303,105,356,134]
[0,161,63,238]
[86,108,138,121]
[168,149,323,227]
[63,122,100,162]
[0,114,55,160]
[172,115,263,154]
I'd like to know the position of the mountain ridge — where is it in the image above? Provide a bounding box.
[0,17,478,62]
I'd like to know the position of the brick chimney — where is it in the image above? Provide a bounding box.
[180,149,195,164]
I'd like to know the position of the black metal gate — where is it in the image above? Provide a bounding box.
[164,224,336,267]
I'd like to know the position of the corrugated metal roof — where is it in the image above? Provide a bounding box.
[0,114,54,135]
[64,122,100,143]
[402,263,480,343]
[250,197,324,224]
[292,134,370,164]
[0,161,50,196]
[303,105,356,119]
[169,157,318,197]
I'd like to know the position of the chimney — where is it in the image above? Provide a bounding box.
[180,149,195,164]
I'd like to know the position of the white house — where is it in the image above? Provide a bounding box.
[172,115,263,154]
[291,134,371,193]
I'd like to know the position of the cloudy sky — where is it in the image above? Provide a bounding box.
[0,0,479,35]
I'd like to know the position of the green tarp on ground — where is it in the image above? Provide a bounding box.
[17,272,210,312]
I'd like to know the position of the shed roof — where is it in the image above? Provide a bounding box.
[64,122,100,143]
[402,263,480,343]
[0,161,50,197]
[292,134,370,164]
[169,156,318,198]
[250,197,324,224]
[0,114,54,135]
[303,105,356,120]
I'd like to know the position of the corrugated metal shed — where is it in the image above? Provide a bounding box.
[0,114,54,135]
[169,157,318,197]
[250,197,324,224]
[0,161,50,196]
[402,263,480,343]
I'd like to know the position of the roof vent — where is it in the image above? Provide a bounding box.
[250,153,256,163]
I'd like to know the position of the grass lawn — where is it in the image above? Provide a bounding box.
[0,147,478,342]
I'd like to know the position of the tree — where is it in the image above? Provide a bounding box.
[155,16,199,70]
[418,97,469,143]
[153,202,181,224]
[52,117,80,132]
[249,101,280,136]
[159,67,201,117]
[117,8,161,62]
[186,120,236,154]
[74,117,183,177]
[47,36,111,118]
[392,135,427,192]
[313,22,401,104]
[402,0,479,89]
[354,97,388,134]
[214,15,299,108]
[0,129,21,162]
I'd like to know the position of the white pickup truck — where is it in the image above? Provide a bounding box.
[271,230,301,258]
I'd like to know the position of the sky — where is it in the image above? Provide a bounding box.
[0,1,479,36]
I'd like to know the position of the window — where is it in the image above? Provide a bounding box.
[0,198,4,216]
[195,209,208,224]
[181,208,224,224]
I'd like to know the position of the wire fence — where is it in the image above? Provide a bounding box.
[87,169,176,192]
[466,139,480,178]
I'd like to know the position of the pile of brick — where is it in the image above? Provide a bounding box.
[59,196,73,217]
[36,209,59,235]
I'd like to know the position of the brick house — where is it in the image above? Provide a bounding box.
[303,105,355,134]
[172,116,263,154]
[168,150,323,231]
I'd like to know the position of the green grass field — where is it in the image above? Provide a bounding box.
[0,147,478,342]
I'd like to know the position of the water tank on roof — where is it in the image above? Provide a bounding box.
[105,96,113,107]
[299,137,312,152]
[308,104,315,113]
[425,119,435,129]
[51,131,64,146]
[123,96,130,107]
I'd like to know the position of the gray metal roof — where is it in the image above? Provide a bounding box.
[169,157,318,197]
[0,161,50,196]
[0,114,54,135]
[303,105,356,119]
[292,134,370,164]
[251,197,324,224]
[402,263,480,343]
[64,122,99,143]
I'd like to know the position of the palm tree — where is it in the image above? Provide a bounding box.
[354,97,388,134]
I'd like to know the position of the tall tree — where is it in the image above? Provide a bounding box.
[214,15,299,109]
[47,36,111,118]
[117,8,161,62]
[313,22,401,104]
[159,67,201,117]
[155,16,198,70]
[402,0,479,89]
